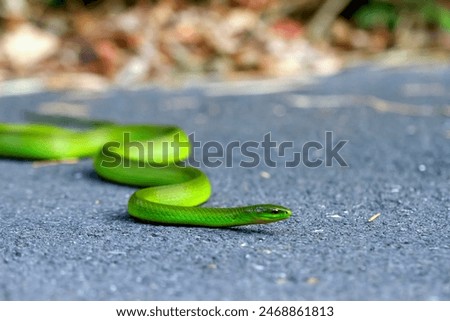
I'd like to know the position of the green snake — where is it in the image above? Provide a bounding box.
[0,116,291,227]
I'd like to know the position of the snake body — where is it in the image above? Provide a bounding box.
[0,118,291,227]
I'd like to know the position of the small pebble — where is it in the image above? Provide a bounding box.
[306,277,319,285]
[260,171,271,179]
[418,164,427,172]
[252,264,265,271]
[368,212,381,222]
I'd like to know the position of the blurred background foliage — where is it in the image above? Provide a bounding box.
[353,0,450,31]
[0,0,448,88]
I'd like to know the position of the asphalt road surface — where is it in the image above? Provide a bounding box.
[0,64,449,300]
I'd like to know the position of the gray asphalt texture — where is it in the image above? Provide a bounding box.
[0,64,449,300]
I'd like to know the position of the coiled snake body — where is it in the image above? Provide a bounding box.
[0,118,291,227]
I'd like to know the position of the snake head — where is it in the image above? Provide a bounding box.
[248,204,292,224]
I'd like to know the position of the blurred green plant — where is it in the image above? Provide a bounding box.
[353,0,450,31]
[353,1,398,30]
[44,0,66,7]
[422,1,450,31]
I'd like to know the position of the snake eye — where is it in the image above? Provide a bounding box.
[271,209,280,214]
